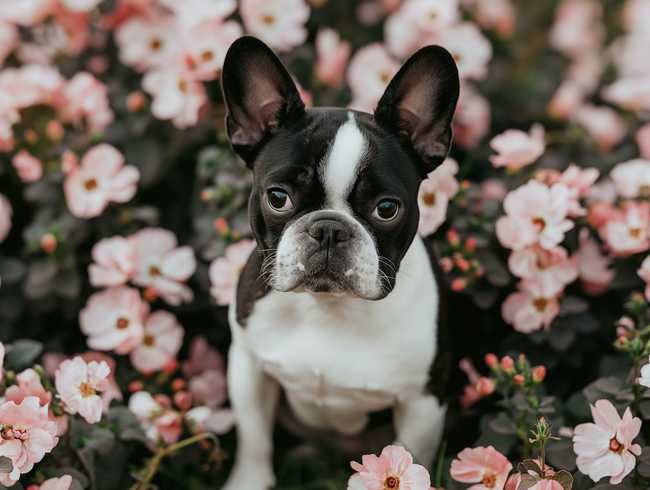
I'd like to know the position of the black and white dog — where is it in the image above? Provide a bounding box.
[220,36,459,490]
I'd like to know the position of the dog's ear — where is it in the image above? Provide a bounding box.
[374,45,460,177]
[221,36,305,166]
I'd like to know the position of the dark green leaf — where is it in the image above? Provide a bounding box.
[5,339,43,371]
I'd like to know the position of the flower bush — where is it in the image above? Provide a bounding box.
[2,0,650,488]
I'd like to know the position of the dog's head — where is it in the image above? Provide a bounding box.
[221,36,459,300]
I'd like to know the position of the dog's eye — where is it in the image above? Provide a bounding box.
[372,199,400,222]
[266,188,294,212]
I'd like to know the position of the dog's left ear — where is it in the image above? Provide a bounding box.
[374,45,460,177]
[221,36,305,166]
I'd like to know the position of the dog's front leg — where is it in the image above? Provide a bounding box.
[223,341,279,490]
[393,394,447,469]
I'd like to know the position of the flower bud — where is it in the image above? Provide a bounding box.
[500,356,514,372]
[485,353,499,369]
[127,91,146,112]
[40,233,57,254]
[476,377,495,396]
[128,380,144,392]
[173,390,193,411]
[171,378,186,392]
[513,374,525,385]
[532,365,546,383]
[451,277,467,292]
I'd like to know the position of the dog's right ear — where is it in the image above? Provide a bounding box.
[221,36,305,167]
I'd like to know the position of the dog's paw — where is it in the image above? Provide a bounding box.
[222,464,275,490]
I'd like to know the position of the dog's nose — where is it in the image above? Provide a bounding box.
[308,219,351,246]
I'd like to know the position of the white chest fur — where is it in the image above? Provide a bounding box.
[229,237,439,435]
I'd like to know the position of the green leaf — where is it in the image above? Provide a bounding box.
[488,412,517,436]
[518,472,540,489]
[517,459,542,476]
[551,470,574,490]
[5,339,43,371]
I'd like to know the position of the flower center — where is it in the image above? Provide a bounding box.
[262,14,275,24]
[178,79,188,93]
[629,226,642,238]
[380,71,391,83]
[609,437,624,453]
[149,37,162,51]
[149,265,162,277]
[532,217,546,230]
[533,297,548,312]
[422,192,436,206]
[79,382,96,397]
[143,334,155,347]
[116,317,130,329]
[1,425,28,441]
[201,50,214,62]
[384,474,400,489]
[84,178,98,191]
[482,472,497,488]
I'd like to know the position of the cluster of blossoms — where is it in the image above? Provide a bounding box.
[127,336,234,447]
[0,342,112,487]
[81,227,195,373]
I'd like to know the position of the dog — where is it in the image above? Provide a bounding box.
[219,36,459,489]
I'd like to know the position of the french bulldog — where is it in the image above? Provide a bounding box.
[219,36,459,490]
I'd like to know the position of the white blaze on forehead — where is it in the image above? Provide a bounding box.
[322,112,368,209]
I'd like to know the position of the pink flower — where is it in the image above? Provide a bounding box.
[0,22,18,65]
[599,202,650,256]
[502,281,560,333]
[130,228,196,306]
[130,311,184,374]
[209,239,256,306]
[639,356,650,388]
[384,0,459,59]
[637,124,650,160]
[454,84,491,148]
[185,406,235,435]
[240,0,310,52]
[64,144,139,218]
[128,391,182,444]
[115,16,177,72]
[182,336,225,378]
[417,158,459,236]
[638,255,650,302]
[0,0,54,26]
[573,104,626,152]
[80,286,148,354]
[347,43,399,112]
[450,445,512,490]
[557,165,599,217]
[60,72,113,131]
[504,471,562,490]
[142,68,207,128]
[437,22,493,81]
[549,80,586,120]
[5,369,51,407]
[611,159,650,199]
[473,0,515,37]
[508,246,577,297]
[347,445,431,490]
[573,399,642,484]
[576,230,614,295]
[602,76,650,113]
[184,20,242,81]
[548,0,603,59]
[40,475,73,490]
[12,150,43,183]
[489,124,545,170]
[0,193,12,243]
[89,236,136,287]
[315,29,351,88]
[0,397,59,486]
[158,0,236,29]
[55,356,110,424]
[496,181,574,251]
[80,352,123,409]
[189,369,227,409]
